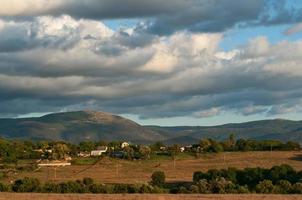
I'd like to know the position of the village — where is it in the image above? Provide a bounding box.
[36,141,190,167]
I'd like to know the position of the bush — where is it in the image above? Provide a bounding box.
[12,177,41,192]
[89,184,113,193]
[209,178,231,194]
[83,177,94,186]
[196,179,210,193]
[0,182,9,192]
[189,185,199,193]
[139,184,153,193]
[42,182,61,193]
[275,180,292,194]
[255,180,275,194]
[291,183,302,194]
[113,184,128,193]
[151,171,165,187]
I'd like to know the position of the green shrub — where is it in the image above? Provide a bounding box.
[291,183,302,194]
[12,177,41,192]
[275,180,292,194]
[255,180,275,194]
[140,184,153,193]
[113,184,128,193]
[42,182,61,193]
[83,177,94,186]
[151,171,165,187]
[0,182,9,192]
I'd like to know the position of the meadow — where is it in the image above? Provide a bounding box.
[5,151,302,184]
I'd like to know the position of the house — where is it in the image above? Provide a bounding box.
[121,142,130,148]
[160,146,166,151]
[64,155,72,161]
[90,146,108,156]
[78,152,91,157]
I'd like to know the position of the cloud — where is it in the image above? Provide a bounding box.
[284,23,302,35]
[0,16,302,119]
[1,0,302,35]
[193,108,221,118]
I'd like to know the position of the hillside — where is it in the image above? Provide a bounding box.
[148,119,302,144]
[0,111,301,144]
[0,111,164,143]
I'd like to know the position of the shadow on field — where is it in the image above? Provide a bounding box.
[290,154,302,162]
[164,181,193,192]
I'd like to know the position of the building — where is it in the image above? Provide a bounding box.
[78,152,91,157]
[121,142,130,148]
[90,146,108,156]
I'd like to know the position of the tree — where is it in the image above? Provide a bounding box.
[222,134,236,151]
[199,139,211,152]
[151,171,166,187]
[292,183,302,194]
[276,180,292,194]
[52,143,69,160]
[12,177,41,192]
[138,145,151,159]
[79,141,96,152]
[255,180,275,194]
[208,140,224,153]
[150,142,165,151]
[123,146,134,160]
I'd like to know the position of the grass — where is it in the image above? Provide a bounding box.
[2,151,302,184]
[71,157,99,165]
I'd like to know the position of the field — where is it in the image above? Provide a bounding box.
[0,193,301,200]
[4,151,302,184]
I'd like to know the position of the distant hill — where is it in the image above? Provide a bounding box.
[0,111,164,143]
[147,119,302,144]
[0,111,301,144]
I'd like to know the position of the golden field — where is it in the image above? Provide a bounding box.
[5,151,302,184]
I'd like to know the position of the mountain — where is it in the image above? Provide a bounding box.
[0,111,164,143]
[0,111,301,144]
[147,119,302,144]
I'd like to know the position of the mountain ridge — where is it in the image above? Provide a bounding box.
[0,111,301,144]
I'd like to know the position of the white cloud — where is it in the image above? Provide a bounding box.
[193,107,221,118]
[0,0,63,16]
[0,16,302,118]
[284,23,302,35]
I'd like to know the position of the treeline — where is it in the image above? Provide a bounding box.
[0,135,300,164]
[191,135,300,153]
[2,165,302,194]
[188,164,302,194]
[0,177,166,194]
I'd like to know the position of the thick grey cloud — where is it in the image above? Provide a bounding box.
[0,15,301,119]
[1,0,302,35]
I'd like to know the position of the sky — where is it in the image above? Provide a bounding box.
[1,0,302,126]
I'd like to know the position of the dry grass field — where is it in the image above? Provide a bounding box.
[0,193,301,200]
[5,151,302,184]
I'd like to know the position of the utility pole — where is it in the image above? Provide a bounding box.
[116,160,119,177]
[173,158,176,169]
[54,167,57,181]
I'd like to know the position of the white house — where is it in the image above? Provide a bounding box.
[90,146,108,156]
[121,142,130,148]
[78,152,91,157]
